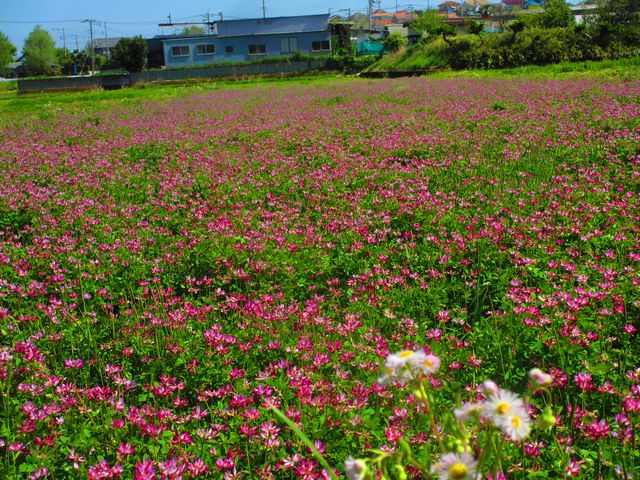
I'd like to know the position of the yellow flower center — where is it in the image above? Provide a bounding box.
[449,463,468,479]
[496,402,511,415]
[511,415,522,429]
[424,359,434,367]
[399,350,414,359]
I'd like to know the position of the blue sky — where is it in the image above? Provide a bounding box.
[1,0,425,52]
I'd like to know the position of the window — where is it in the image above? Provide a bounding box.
[280,37,298,54]
[225,46,233,54]
[311,40,330,52]
[170,45,190,57]
[248,44,267,55]
[196,44,215,55]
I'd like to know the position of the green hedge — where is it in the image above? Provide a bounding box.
[447,27,640,70]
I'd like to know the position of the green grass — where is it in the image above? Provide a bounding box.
[0,73,346,119]
[367,39,450,72]
[0,80,18,92]
[428,56,640,80]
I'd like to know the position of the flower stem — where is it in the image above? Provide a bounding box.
[418,381,446,453]
[270,405,339,480]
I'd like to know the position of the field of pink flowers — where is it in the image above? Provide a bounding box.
[0,77,639,479]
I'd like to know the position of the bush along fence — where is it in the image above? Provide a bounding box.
[16,59,329,93]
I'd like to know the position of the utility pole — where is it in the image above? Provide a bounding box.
[368,0,374,30]
[262,0,266,19]
[103,22,109,59]
[53,28,68,57]
[75,34,79,51]
[83,19,97,73]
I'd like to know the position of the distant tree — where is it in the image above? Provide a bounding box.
[596,0,639,40]
[22,26,57,75]
[0,32,17,70]
[350,12,371,31]
[598,0,640,25]
[412,11,446,38]
[180,25,206,35]
[411,11,457,43]
[111,37,148,72]
[58,50,88,75]
[539,0,575,28]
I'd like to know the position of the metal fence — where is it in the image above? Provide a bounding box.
[17,59,329,94]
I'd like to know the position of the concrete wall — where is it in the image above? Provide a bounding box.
[17,60,328,94]
[17,75,133,93]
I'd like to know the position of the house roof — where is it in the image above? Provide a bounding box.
[502,0,524,6]
[394,12,417,20]
[385,24,410,35]
[439,1,461,6]
[569,4,597,11]
[92,38,121,49]
[160,14,330,41]
[7,61,24,70]
[438,12,467,24]
[215,14,330,37]
[372,10,394,18]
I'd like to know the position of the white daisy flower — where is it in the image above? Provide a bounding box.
[415,353,441,374]
[378,350,427,383]
[497,408,532,441]
[454,402,483,423]
[483,389,525,424]
[344,456,368,480]
[431,452,479,480]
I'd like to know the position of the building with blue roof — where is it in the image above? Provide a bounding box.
[161,14,331,67]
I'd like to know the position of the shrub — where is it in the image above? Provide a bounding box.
[446,25,640,70]
[383,32,408,53]
[111,37,148,72]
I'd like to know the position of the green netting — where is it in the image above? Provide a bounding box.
[355,41,384,55]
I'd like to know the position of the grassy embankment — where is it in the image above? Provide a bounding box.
[365,40,640,79]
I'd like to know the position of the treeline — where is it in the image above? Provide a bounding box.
[406,0,640,70]
[447,25,640,69]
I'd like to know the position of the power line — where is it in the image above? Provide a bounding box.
[0,19,83,24]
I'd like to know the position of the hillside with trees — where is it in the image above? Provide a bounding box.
[367,0,640,72]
